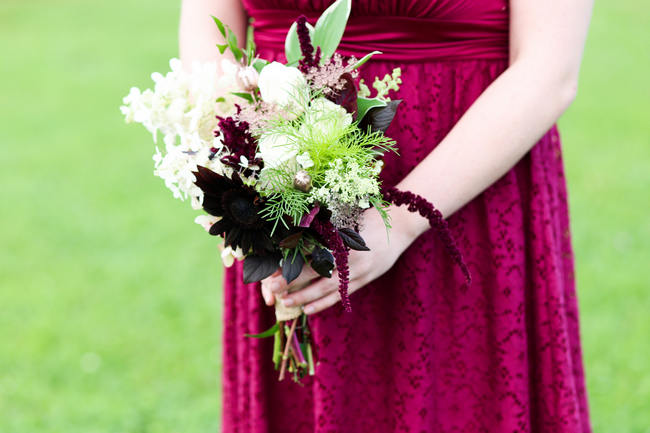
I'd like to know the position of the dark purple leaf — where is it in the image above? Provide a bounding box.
[282,253,305,284]
[298,205,320,228]
[359,99,402,133]
[338,228,370,251]
[279,232,303,249]
[310,247,335,278]
[243,255,280,283]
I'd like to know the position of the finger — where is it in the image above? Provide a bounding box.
[260,282,275,306]
[303,290,341,315]
[287,265,320,291]
[281,277,337,307]
[266,264,320,294]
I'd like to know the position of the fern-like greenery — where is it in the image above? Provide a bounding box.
[255,89,399,232]
[258,163,311,233]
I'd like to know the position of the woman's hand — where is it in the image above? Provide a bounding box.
[260,205,424,314]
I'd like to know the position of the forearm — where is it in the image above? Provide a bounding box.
[393,60,576,239]
[391,0,592,241]
[179,0,246,65]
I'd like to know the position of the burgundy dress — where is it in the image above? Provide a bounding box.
[222,1,591,432]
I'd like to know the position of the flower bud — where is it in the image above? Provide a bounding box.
[237,66,259,92]
[293,170,312,192]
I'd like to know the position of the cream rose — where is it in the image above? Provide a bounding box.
[257,62,309,111]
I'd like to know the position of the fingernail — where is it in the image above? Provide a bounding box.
[282,298,294,307]
[303,306,314,315]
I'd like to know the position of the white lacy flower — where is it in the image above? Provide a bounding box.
[257,132,299,169]
[221,245,244,267]
[194,214,220,232]
[310,157,380,208]
[301,97,353,141]
[296,151,314,169]
[257,62,309,112]
[121,58,242,207]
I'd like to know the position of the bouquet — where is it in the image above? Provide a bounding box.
[122,0,470,382]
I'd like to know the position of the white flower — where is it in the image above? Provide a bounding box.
[257,132,299,169]
[257,62,309,111]
[296,151,314,169]
[221,245,244,267]
[301,97,353,141]
[121,57,243,207]
[194,215,220,232]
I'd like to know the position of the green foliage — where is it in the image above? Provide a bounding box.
[213,15,259,66]
[351,50,382,69]
[262,110,396,183]
[212,16,243,62]
[284,21,301,64]
[369,196,392,232]
[258,164,311,232]
[231,92,254,103]
[361,68,403,101]
[357,96,387,122]
[312,0,352,62]
[246,21,256,63]
[245,322,279,339]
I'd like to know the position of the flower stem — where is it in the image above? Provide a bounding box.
[278,317,299,381]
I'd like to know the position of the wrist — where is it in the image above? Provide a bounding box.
[386,203,430,247]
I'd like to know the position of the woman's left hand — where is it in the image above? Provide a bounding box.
[262,205,422,315]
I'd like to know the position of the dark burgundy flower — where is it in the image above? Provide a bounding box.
[327,72,358,116]
[383,187,471,283]
[297,15,318,73]
[213,114,262,173]
[311,217,352,312]
[193,166,273,254]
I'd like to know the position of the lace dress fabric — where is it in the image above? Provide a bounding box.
[221,1,591,432]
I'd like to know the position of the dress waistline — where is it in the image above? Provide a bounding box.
[250,10,509,63]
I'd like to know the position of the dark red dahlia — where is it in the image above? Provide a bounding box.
[193,166,273,254]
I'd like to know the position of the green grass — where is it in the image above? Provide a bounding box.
[559,1,650,431]
[0,0,648,432]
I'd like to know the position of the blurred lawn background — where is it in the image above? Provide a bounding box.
[0,0,648,432]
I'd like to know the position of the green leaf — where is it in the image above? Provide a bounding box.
[351,51,382,69]
[212,16,243,61]
[252,58,268,73]
[246,22,256,64]
[231,92,254,103]
[357,97,387,122]
[312,0,351,61]
[245,322,280,339]
[227,30,243,62]
[272,328,282,368]
[285,22,301,64]
[212,16,227,37]
[284,21,314,65]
